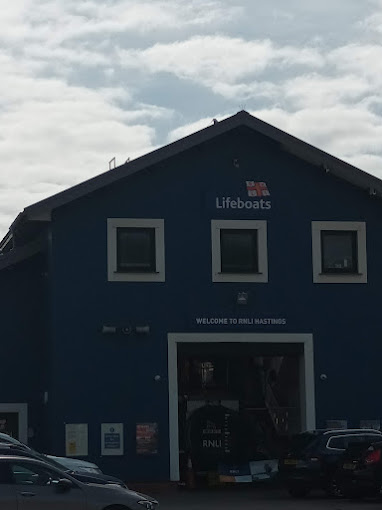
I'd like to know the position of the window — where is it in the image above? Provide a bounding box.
[10,462,60,486]
[116,228,156,273]
[108,219,165,282]
[312,221,367,284]
[220,229,258,273]
[327,436,347,450]
[211,220,268,283]
[321,230,357,274]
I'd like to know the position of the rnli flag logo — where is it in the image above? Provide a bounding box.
[246,181,270,197]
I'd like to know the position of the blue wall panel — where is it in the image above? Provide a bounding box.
[0,254,49,451]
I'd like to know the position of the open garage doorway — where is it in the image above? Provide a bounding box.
[0,403,28,443]
[168,334,315,482]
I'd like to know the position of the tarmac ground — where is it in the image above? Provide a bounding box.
[144,485,382,510]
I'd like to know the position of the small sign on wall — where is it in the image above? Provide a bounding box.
[360,420,380,430]
[136,423,158,455]
[65,423,88,457]
[101,423,124,456]
[326,420,347,429]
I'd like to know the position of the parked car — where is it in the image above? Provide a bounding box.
[0,442,128,488]
[0,455,158,509]
[0,432,101,474]
[278,428,382,497]
[337,438,382,498]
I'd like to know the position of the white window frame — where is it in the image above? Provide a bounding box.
[107,218,165,282]
[312,221,367,284]
[211,219,268,283]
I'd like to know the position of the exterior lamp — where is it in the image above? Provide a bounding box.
[101,325,117,334]
[135,325,150,335]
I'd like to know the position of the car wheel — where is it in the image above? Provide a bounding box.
[288,485,310,498]
[325,477,343,498]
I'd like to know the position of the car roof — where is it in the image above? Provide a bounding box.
[322,429,382,435]
[0,455,67,470]
[0,442,25,447]
[302,429,382,436]
[0,455,43,461]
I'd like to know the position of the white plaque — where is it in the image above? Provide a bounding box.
[101,423,124,456]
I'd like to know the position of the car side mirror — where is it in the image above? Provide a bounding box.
[54,478,73,492]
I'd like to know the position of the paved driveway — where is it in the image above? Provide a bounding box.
[154,487,382,510]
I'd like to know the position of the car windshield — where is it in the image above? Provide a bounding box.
[38,454,71,472]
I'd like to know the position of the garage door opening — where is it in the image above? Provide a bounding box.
[168,334,315,482]
[0,403,28,443]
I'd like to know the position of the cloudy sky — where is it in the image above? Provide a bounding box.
[1,0,382,235]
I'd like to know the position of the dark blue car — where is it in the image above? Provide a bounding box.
[279,429,382,497]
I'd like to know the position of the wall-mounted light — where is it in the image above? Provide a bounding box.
[101,325,117,334]
[237,292,248,305]
[135,325,150,335]
[122,326,132,335]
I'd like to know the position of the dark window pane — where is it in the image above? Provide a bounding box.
[220,229,258,273]
[328,437,347,449]
[11,462,60,486]
[321,231,358,274]
[117,227,156,272]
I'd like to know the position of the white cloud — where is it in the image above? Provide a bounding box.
[250,105,382,177]
[1,0,382,236]
[1,0,241,46]
[0,57,170,233]
[282,74,371,108]
[119,36,324,91]
[329,44,382,86]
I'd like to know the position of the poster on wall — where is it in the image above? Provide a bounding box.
[360,420,381,430]
[326,420,347,429]
[136,423,158,455]
[101,423,124,456]
[65,423,88,457]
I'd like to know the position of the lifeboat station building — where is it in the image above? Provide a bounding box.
[0,110,382,483]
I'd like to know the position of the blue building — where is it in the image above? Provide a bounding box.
[1,110,382,482]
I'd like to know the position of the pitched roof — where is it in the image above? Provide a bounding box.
[11,110,382,227]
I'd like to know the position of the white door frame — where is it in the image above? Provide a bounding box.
[168,333,315,481]
[0,403,28,444]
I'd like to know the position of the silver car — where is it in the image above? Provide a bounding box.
[0,455,158,510]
